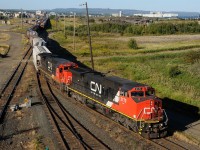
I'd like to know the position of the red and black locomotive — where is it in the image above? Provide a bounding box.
[35,53,168,138]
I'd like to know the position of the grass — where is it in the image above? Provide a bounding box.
[0,44,10,56]
[83,53,200,108]
[50,18,200,111]
[34,135,44,150]
[51,31,200,58]
[174,131,200,147]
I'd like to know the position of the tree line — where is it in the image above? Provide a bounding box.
[65,21,200,36]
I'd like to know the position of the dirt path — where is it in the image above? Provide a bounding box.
[78,47,200,61]
[0,31,24,90]
[110,34,200,44]
[0,25,58,149]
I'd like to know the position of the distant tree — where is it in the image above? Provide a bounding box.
[89,18,95,23]
[49,15,56,19]
[98,18,103,23]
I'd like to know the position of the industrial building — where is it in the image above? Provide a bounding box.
[134,12,178,18]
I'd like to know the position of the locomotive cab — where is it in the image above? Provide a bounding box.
[129,86,163,121]
[130,87,154,97]
[127,86,168,138]
[55,62,78,85]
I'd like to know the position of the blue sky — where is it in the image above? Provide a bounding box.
[0,0,199,12]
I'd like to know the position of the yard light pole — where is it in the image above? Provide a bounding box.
[80,2,94,70]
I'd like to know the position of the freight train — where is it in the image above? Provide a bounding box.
[28,17,168,139]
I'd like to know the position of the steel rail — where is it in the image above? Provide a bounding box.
[0,46,32,123]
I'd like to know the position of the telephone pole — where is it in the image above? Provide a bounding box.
[64,14,66,38]
[21,8,23,29]
[73,13,76,51]
[81,2,94,70]
[55,14,58,30]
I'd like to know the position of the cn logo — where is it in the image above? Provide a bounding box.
[90,81,102,95]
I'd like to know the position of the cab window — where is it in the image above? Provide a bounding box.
[145,90,154,96]
[64,66,68,70]
[131,91,144,97]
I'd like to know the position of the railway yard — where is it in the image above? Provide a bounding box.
[0,20,200,150]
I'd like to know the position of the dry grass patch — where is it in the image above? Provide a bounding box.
[0,33,10,41]
[174,131,200,147]
[0,44,10,56]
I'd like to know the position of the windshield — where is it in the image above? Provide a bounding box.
[145,90,155,96]
[64,66,68,70]
[131,91,144,97]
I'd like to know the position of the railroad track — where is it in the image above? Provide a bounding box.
[37,74,110,150]
[0,46,32,123]
[47,79,194,150]
[151,138,188,150]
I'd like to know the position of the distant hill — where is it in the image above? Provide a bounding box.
[50,8,199,18]
[51,8,149,15]
[1,8,199,18]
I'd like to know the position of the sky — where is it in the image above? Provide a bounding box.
[0,0,199,12]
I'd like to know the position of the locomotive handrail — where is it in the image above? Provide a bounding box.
[136,109,144,131]
[163,109,168,125]
[136,109,144,121]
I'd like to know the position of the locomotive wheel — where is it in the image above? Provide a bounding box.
[112,113,119,123]
[160,130,167,138]
[68,91,72,97]
[124,119,130,129]
[77,95,82,102]
[72,92,77,100]
[141,132,150,139]
[80,98,87,104]
[119,116,125,124]
[99,106,106,115]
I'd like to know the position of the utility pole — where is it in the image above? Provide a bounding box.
[73,13,76,51]
[64,14,66,38]
[21,8,23,29]
[82,2,94,70]
[55,14,58,30]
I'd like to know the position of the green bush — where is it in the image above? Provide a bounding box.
[89,18,95,23]
[169,66,181,77]
[64,21,200,36]
[128,39,138,49]
[184,50,200,63]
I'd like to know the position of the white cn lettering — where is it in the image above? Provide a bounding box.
[90,81,102,94]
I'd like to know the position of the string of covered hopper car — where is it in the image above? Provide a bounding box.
[27,17,168,139]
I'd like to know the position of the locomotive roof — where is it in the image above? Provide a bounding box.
[105,76,147,91]
[70,67,104,76]
[34,46,51,54]
[48,57,73,67]
[33,37,45,42]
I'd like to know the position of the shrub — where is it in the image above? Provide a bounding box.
[128,39,138,49]
[89,18,95,23]
[169,66,181,77]
[184,51,200,64]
